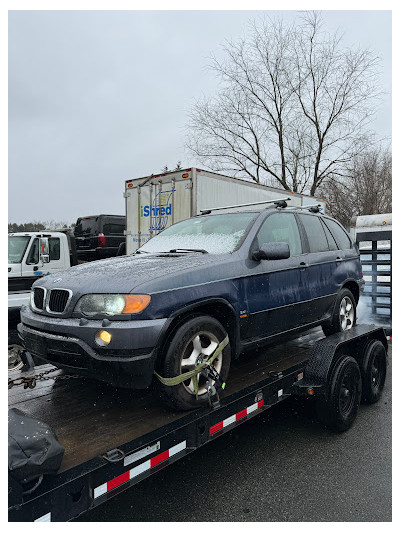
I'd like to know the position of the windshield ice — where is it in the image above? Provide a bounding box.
[138,212,257,254]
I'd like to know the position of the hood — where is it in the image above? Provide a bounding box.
[34,253,230,295]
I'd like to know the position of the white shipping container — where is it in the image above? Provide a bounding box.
[124,168,326,254]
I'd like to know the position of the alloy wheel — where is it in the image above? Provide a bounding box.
[339,296,355,330]
[180,331,222,396]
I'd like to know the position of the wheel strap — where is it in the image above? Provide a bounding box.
[153,335,229,390]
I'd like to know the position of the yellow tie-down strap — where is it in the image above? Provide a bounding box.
[154,335,229,396]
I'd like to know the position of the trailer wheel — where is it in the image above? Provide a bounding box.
[157,316,231,411]
[322,289,357,336]
[360,340,387,404]
[316,355,362,432]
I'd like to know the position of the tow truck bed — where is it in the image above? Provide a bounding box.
[8,325,388,522]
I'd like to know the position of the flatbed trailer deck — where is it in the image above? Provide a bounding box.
[8,325,388,522]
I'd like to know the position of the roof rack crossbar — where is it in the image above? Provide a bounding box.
[286,204,321,212]
[199,198,291,214]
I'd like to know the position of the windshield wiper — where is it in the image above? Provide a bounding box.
[135,250,150,254]
[168,248,208,254]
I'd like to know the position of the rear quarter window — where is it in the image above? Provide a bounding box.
[323,218,353,250]
[102,223,125,235]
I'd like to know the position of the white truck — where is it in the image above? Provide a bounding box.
[8,231,76,311]
[8,231,77,369]
[124,167,326,254]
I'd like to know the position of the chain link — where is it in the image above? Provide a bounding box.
[8,367,81,390]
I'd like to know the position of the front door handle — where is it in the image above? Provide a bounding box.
[299,261,309,268]
[336,257,343,262]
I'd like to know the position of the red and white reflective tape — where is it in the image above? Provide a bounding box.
[94,440,186,499]
[209,398,266,435]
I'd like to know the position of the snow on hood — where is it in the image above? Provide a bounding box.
[34,252,230,295]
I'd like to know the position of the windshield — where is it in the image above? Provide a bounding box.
[8,236,31,264]
[138,212,257,254]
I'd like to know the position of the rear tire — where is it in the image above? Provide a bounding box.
[322,288,357,336]
[157,316,231,411]
[315,355,362,432]
[360,340,387,404]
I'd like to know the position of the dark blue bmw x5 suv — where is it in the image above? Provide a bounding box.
[19,204,364,410]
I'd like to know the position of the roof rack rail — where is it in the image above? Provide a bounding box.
[199,198,291,215]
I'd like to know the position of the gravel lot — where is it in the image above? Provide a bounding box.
[75,344,392,522]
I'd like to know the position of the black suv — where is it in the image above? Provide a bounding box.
[74,214,126,261]
[19,205,364,410]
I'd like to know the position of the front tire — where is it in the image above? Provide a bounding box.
[322,288,357,336]
[157,316,231,411]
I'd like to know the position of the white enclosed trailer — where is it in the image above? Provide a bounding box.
[124,168,326,254]
[349,213,392,334]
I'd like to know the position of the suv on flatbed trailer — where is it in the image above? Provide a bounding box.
[18,200,364,410]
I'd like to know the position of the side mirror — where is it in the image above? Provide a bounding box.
[252,242,290,261]
[39,237,50,264]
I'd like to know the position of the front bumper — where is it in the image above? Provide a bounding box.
[18,306,169,389]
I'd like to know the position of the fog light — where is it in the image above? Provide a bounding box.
[95,330,112,347]
[307,388,314,395]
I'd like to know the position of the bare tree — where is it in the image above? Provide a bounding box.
[320,145,392,228]
[186,12,381,194]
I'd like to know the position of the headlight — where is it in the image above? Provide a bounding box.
[74,294,151,316]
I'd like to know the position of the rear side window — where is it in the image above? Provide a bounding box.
[299,214,329,253]
[321,222,338,251]
[324,218,353,250]
[49,238,60,260]
[257,213,302,256]
[102,223,125,235]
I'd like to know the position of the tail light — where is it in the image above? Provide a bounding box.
[98,233,106,247]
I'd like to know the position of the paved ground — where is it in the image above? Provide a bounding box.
[75,344,392,522]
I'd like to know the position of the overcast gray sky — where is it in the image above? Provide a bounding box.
[8,10,392,224]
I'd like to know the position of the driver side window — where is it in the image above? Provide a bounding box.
[256,213,302,256]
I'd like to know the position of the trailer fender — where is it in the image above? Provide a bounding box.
[292,324,387,397]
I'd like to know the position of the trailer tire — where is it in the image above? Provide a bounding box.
[322,288,357,336]
[360,340,387,404]
[316,355,361,432]
[157,315,231,411]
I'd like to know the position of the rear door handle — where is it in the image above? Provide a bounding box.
[299,262,309,268]
[336,257,343,262]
